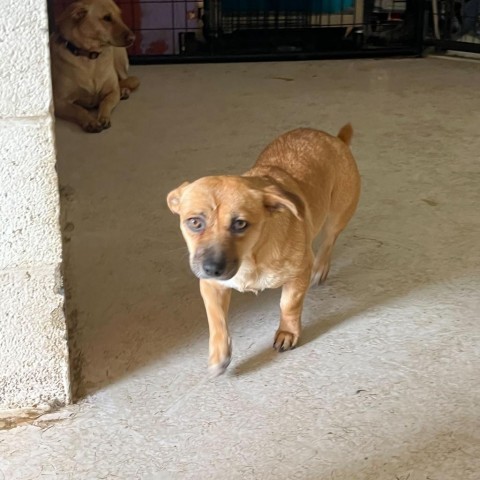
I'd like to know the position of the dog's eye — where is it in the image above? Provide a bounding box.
[103,14,112,22]
[186,217,205,232]
[231,219,249,233]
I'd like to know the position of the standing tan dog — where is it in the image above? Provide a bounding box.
[50,0,140,133]
[168,125,360,375]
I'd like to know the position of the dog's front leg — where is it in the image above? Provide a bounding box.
[274,270,311,352]
[97,89,121,129]
[200,279,232,376]
[55,100,104,133]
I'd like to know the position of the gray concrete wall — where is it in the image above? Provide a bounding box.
[0,0,70,409]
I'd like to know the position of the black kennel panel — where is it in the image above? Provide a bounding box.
[425,0,480,54]
[122,0,426,62]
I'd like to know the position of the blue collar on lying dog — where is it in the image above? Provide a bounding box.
[57,35,101,60]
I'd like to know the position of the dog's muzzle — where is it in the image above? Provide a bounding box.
[114,30,135,47]
[191,248,239,280]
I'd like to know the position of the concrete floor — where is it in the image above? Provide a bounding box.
[1,57,480,479]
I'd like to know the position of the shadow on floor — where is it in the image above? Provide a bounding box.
[233,243,471,376]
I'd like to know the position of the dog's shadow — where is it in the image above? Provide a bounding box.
[232,231,473,376]
[232,296,356,377]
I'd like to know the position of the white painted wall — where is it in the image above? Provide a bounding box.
[0,0,70,409]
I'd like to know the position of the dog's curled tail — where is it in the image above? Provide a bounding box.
[337,123,353,146]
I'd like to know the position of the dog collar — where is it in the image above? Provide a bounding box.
[57,35,101,59]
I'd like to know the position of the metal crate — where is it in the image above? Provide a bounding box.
[48,0,426,62]
[425,0,480,53]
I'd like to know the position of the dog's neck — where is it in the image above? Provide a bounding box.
[56,34,102,60]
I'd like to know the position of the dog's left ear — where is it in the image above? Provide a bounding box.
[262,185,304,220]
[167,182,189,214]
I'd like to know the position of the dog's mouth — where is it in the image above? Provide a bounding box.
[109,39,134,48]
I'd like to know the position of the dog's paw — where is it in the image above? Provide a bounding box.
[310,261,331,287]
[273,330,299,352]
[208,337,232,377]
[98,116,111,129]
[120,88,131,100]
[208,357,231,377]
[82,119,104,133]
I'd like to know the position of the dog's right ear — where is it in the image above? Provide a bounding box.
[262,184,304,220]
[68,2,88,22]
[167,182,189,214]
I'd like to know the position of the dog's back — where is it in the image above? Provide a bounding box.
[248,125,360,236]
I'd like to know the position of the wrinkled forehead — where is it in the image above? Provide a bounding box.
[180,178,261,218]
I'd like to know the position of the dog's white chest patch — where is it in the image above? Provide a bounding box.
[218,257,283,294]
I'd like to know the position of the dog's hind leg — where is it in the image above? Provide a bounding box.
[311,129,361,286]
[311,187,360,285]
[114,48,140,100]
[119,76,140,100]
[311,220,340,286]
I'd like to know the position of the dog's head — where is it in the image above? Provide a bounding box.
[58,0,135,50]
[167,176,303,281]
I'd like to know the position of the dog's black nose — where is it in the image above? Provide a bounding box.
[202,257,227,278]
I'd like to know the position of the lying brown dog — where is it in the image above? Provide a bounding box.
[50,0,140,133]
[168,125,361,375]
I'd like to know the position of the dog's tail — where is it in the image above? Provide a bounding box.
[337,123,353,146]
